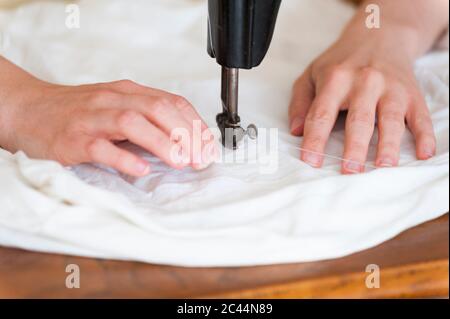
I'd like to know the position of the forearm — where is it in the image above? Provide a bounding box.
[0,56,16,148]
[0,56,42,149]
[342,0,449,61]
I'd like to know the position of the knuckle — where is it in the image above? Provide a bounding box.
[359,67,384,85]
[381,100,403,111]
[151,132,170,151]
[347,111,374,128]
[117,110,140,130]
[392,86,409,101]
[111,151,129,169]
[380,110,405,123]
[411,115,432,130]
[380,141,400,151]
[89,89,121,106]
[304,135,325,148]
[114,79,138,90]
[172,95,191,109]
[381,96,409,113]
[152,97,171,114]
[326,65,350,83]
[405,109,433,129]
[404,93,418,108]
[404,87,422,99]
[63,117,87,138]
[420,134,437,145]
[86,139,103,158]
[307,107,335,124]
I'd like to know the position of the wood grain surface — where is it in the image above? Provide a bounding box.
[0,214,448,299]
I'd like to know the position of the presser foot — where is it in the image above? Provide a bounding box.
[216,113,258,150]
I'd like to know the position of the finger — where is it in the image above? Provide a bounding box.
[101,81,216,167]
[375,95,407,168]
[406,96,436,160]
[86,138,151,177]
[96,110,190,170]
[301,67,352,167]
[94,93,205,169]
[342,69,383,174]
[289,66,315,136]
[130,95,214,169]
[100,79,166,97]
[105,80,211,132]
[168,94,218,167]
[171,95,211,136]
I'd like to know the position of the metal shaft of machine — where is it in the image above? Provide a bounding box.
[221,67,240,125]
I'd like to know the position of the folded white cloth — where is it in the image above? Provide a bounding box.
[0,0,448,267]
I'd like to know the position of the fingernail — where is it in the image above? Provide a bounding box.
[423,147,435,159]
[302,152,322,167]
[136,161,150,176]
[205,142,216,160]
[290,117,304,135]
[183,146,191,164]
[343,160,364,174]
[377,158,395,168]
[198,140,220,168]
[172,143,190,167]
[193,148,214,171]
[209,143,220,162]
[194,161,212,171]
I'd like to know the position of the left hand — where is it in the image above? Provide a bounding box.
[288,32,436,174]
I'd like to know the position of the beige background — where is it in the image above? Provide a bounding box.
[0,0,74,9]
[0,0,360,10]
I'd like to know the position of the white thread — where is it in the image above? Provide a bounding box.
[282,145,378,169]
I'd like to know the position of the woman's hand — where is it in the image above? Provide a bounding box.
[289,0,448,174]
[289,35,435,174]
[0,59,217,177]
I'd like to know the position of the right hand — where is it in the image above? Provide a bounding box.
[1,78,218,177]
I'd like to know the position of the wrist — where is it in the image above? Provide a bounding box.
[0,88,15,151]
[344,0,448,60]
[0,92,19,152]
[338,18,422,64]
[0,58,44,151]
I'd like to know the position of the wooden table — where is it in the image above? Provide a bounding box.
[0,214,448,299]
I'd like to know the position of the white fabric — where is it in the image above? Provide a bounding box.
[0,0,448,267]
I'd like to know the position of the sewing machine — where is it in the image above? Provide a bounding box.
[207,0,282,149]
